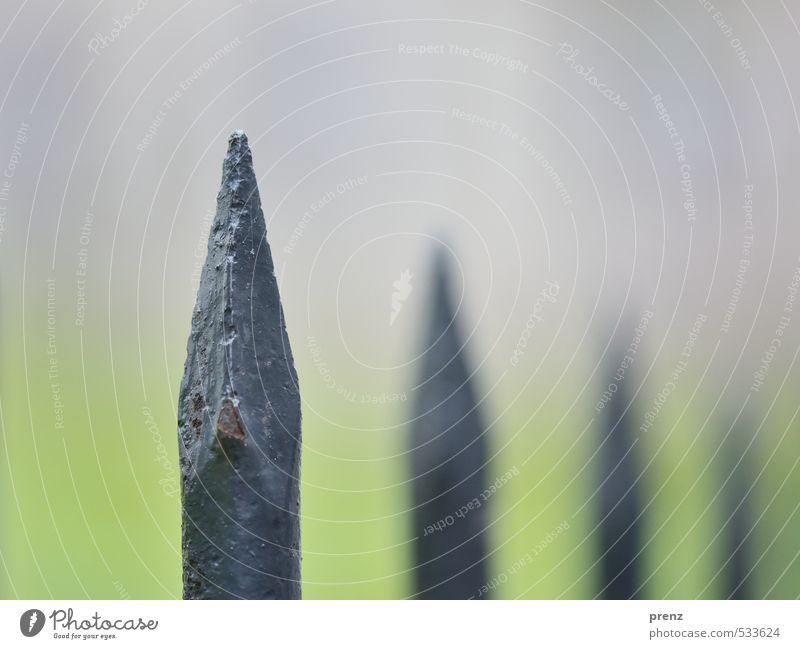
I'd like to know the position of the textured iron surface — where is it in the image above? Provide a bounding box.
[178,132,301,599]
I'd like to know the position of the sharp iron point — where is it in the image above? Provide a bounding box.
[177,131,301,599]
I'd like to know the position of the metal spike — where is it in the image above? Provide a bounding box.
[597,350,642,599]
[410,250,489,599]
[178,131,301,599]
[721,421,754,599]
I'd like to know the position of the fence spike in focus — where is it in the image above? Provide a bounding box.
[177,131,301,599]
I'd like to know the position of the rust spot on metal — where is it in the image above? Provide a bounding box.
[192,392,205,412]
[216,398,245,441]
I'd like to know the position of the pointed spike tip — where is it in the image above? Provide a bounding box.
[431,245,453,287]
[229,128,247,144]
[221,130,256,202]
[430,245,460,316]
[226,129,250,158]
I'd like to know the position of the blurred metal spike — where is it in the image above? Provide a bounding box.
[177,131,301,599]
[410,249,489,599]
[597,349,642,599]
[721,421,754,599]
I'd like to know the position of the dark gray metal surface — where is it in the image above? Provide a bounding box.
[598,352,642,599]
[721,424,754,599]
[410,250,489,599]
[178,131,301,599]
